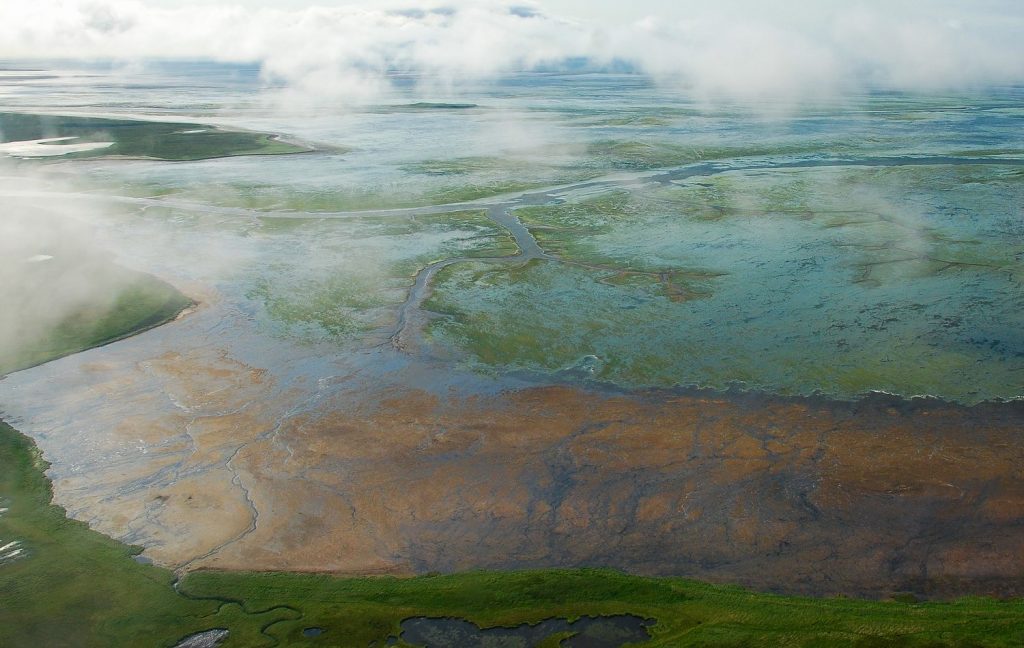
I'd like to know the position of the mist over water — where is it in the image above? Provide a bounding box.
[0,173,141,370]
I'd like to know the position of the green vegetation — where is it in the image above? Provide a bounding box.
[401,156,598,202]
[427,179,557,204]
[0,269,190,375]
[147,184,430,212]
[0,206,192,375]
[4,417,1024,647]
[142,180,562,212]
[247,271,391,339]
[102,131,899,214]
[0,240,192,376]
[516,190,701,275]
[579,139,877,171]
[393,137,889,207]
[584,140,708,170]
[185,570,1024,648]
[0,112,311,161]
[0,420,218,647]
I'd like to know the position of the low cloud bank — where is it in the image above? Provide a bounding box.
[1,0,1022,103]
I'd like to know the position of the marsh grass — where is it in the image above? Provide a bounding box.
[0,266,192,375]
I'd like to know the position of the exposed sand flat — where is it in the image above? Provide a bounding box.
[0,137,113,157]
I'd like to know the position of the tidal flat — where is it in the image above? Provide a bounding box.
[1,62,1024,645]
[6,419,1024,647]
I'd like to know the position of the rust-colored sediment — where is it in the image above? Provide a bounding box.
[42,345,1024,598]
[224,388,1024,598]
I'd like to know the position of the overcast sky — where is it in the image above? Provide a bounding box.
[2,1,1022,103]
[131,0,1023,29]
[137,0,740,25]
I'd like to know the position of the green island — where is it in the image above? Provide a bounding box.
[0,220,194,376]
[0,112,311,161]
[0,268,191,375]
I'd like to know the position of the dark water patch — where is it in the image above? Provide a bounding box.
[399,614,654,648]
[303,626,325,637]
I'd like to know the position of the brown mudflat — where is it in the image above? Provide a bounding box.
[17,333,1023,599]
[227,387,1024,598]
[67,341,1017,599]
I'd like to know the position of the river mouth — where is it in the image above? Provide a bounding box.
[395,614,655,648]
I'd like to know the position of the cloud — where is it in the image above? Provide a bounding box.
[0,0,1022,104]
[0,166,139,370]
